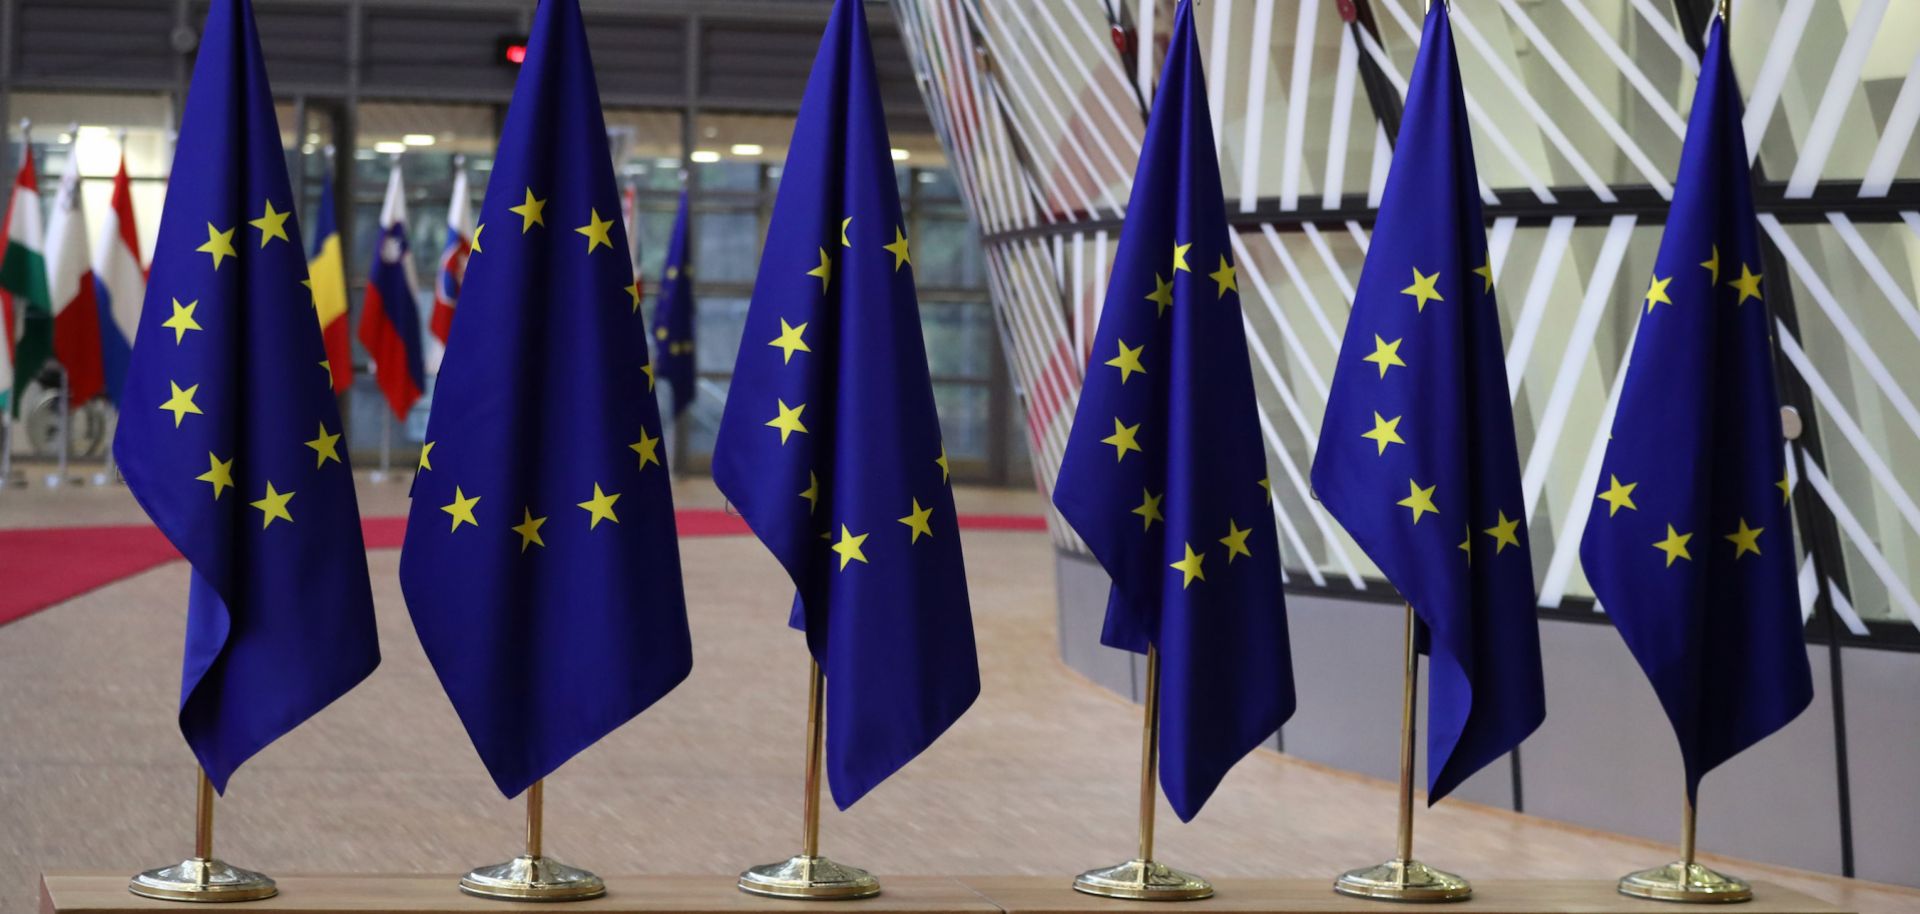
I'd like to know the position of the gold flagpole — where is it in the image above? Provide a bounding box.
[739,659,881,899]
[459,778,606,901]
[1334,604,1472,902]
[1618,794,1753,902]
[1072,645,1213,901]
[129,768,277,902]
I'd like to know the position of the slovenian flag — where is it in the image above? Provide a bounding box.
[426,161,471,364]
[357,162,425,420]
[93,150,146,408]
[46,144,106,407]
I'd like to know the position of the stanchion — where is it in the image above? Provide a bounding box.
[369,410,393,482]
[1071,645,1212,901]
[1334,604,1472,903]
[46,364,79,487]
[459,779,606,901]
[738,660,881,900]
[128,769,277,902]
[0,411,20,489]
[1616,796,1753,903]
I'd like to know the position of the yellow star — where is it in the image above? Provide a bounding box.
[884,226,913,270]
[831,524,869,570]
[418,440,435,471]
[840,217,853,247]
[769,318,811,363]
[898,498,935,543]
[248,199,291,247]
[642,363,656,391]
[1401,267,1443,312]
[441,486,481,531]
[806,247,833,291]
[161,298,201,344]
[936,446,950,483]
[1596,474,1637,516]
[1209,255,1237,298]
[1145,272,1174,316]
[626,279,642,312]
[1172,241,1192,273]
[319,359,332,384]
[510,189,547,232]
[1728,263,1763,305]
[666,265,680,281]
[577,483,621,529]
[1105,339,1146,383]
[250,482,295,529]
[197,223,237,270]
[1131,488,1164,530]
[1725,517,1764,559]
[195,452,234,500]
[1700,244,1720,284]
[800,472,820,513]
[1218,519,1253,563]
[1777,473,1792,505]
[305,422,342,467]
[1653,524,1693,567]
[766,399,809,444]
[160,381,203,427]
[1258,477,1272,503]
[1459,525,1473,564]
[1644,274,1673,314]
[1363,334,1405,378]
[471,223,484,253]
[511,508,547,552]
[1170,542,1206,587]
[629,427,662,470]
[575,208,615,253]
[1101,417,1142,461]
[1473,255,1494,293]
[1397,479,1438,524]
[1482,510,1522,554]
[1361,412,1405,456]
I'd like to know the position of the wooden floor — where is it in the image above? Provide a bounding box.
[1,475,1913,914]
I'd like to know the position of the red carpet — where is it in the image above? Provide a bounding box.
[0,508,1045,629]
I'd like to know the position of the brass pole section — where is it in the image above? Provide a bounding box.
[525,779,545,860]
[1681,795,1697,870]
[1718,0,1732,22]
[193,769,215,861]
[1137,645,1162,863]
[1395,603,1418,866]
[801,659,826,859]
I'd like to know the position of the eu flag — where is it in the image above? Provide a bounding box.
[1310,2,1543,804]
[397,0,692,799]
[112,0,379,792]
[651,190,695,418]
[1579,17,1812,800]
[711,0,979,809]
[1051,0,1294,822]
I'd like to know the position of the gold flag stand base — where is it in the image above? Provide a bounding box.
[459,856,606,902]
[1617,862,1753,905]
[127,859,277,904]
[128,770,277,903]
[738,856,881,900]
[1072,859,1213,901]
[1333,860,1472,903]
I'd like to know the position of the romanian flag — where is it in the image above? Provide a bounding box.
[308,175,352,396]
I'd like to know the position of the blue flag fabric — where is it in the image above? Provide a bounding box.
[651,190,695,417]
[397,0,692,799]
[1310,2,1543,804]
[711,0,979,810]
[1579,17,1812,800]
[111,0,379,793]
[1050,0,1294,823]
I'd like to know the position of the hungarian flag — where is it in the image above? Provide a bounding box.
[46,146,105,407]
[93,151,146,407]
[426,162,471,362]
[1,148,50,416]
[356,163,425,419]
[307,174,352,396]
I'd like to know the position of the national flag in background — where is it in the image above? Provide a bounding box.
[620,180,643,300]
[112,0,380,791]
[650,190,693,418]
[1579,14,1812,800]
[94,149,147,407]
[46,144,106,407]
[1050,0,1294,822]
[1,148,50,416]
[357,162,425,420]
[307,174,352,396]
[1309,1,1544,804]
[398,0,691,799]
[427,160,472,355]
[711,0,979,809]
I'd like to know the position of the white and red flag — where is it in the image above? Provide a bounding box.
[45,146,105,406]
[92,151,146,407]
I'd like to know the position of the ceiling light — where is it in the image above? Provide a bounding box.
[890,148,910,161]
[730,143,764,156]
[402,134,436,146]
[690,150,721,164]
[373,141,406,154]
